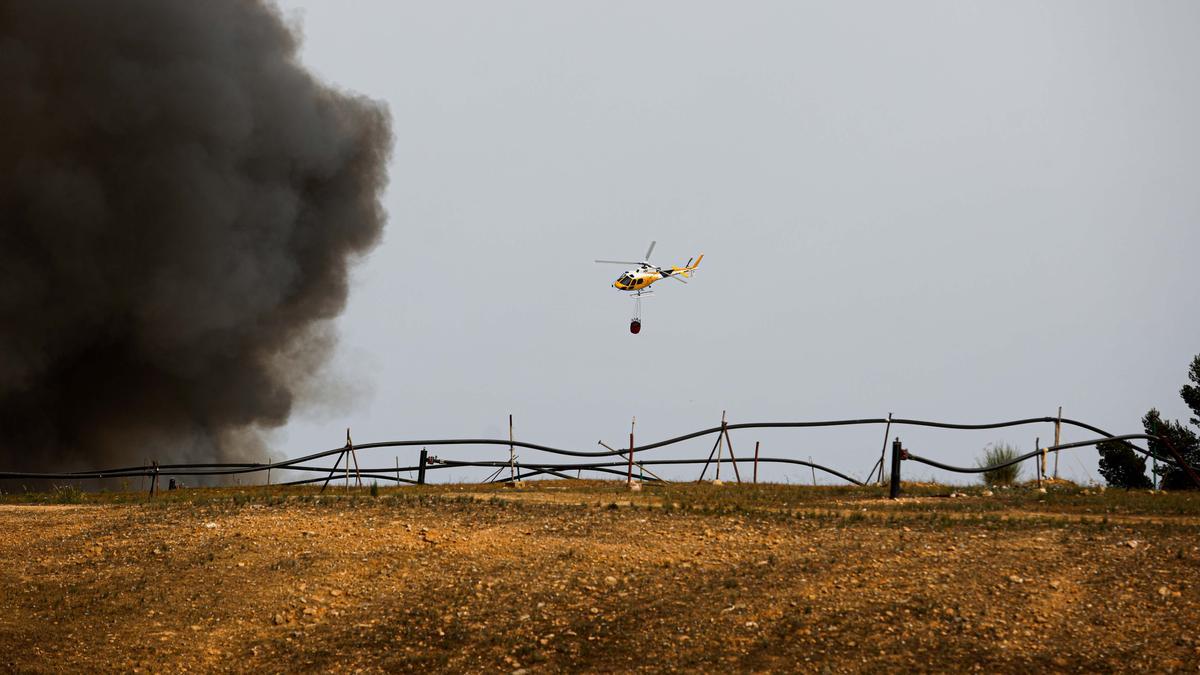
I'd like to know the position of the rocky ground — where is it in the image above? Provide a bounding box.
[0,481,1197,673]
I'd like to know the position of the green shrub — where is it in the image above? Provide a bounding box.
[1097,440,1152,489]
[977,442,1022,486]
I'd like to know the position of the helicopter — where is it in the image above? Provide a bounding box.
[595,241,703,334]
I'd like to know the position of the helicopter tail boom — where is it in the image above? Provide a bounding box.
[677,253,703,278]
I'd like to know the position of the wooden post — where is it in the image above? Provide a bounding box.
[877,413,893,485]
[809,456,816,486]
[697,432,723,482]
[320,450,344,493]
[627,417,635,487]
[715,411,726,481]
[508,414,516,483]
[1053,407,1062,479]
[1151,417,1159,490]
[418,448,428,485]
[344,428,362,488]
[1036,436,1042,489]
[723,421,742,483]
[753,441,760,484]
[888,438,902,499]
[395,456,400,485]
[344,428,352,491]
[148,461,159,497]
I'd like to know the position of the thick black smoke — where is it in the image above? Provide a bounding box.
[0,1,392,471]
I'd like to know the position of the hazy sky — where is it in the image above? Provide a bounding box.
[270,1,1200,485]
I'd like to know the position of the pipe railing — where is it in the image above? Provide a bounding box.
[2,416,1197,489]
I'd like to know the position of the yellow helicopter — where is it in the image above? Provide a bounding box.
[595,241,703,333]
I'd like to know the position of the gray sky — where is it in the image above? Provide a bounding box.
[271,0,1200,485]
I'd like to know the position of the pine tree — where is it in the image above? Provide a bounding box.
[1143,408,1200,490]
[1181,355,1200,427]
[1096,440,1152,489]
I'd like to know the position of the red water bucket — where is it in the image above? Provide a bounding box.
[629,319,641,334]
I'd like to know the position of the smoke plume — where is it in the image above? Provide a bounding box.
[0,1,392,471]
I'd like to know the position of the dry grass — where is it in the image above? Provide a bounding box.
[0,481,1198,672]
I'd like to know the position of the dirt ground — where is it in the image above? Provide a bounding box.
[0,482,1198,673]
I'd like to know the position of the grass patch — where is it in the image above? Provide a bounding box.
[977,442,1023,486]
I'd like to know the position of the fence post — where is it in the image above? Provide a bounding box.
[508,414,516,483]
[627,432,635,486]
[149,461,159,498]
[753,441,760,484]
[1053,406,1062,479]
[418,448,428,486]
[715,411,725,481]
[888,438,902,499]
[1036,436,1043,489]
[627,416,636,487]
[877,412,893,485]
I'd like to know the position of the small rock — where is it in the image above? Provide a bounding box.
[204,522,218,529]
[1036,488,1047,494]
[273,613,285,625]
[1158,586,1170,598]
[1125,540,1139,549]
[604,576,618,586]
[981,490,993,497]
[1008,575,1024,584]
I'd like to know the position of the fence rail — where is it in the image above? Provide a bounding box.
[2,416,1197,491]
